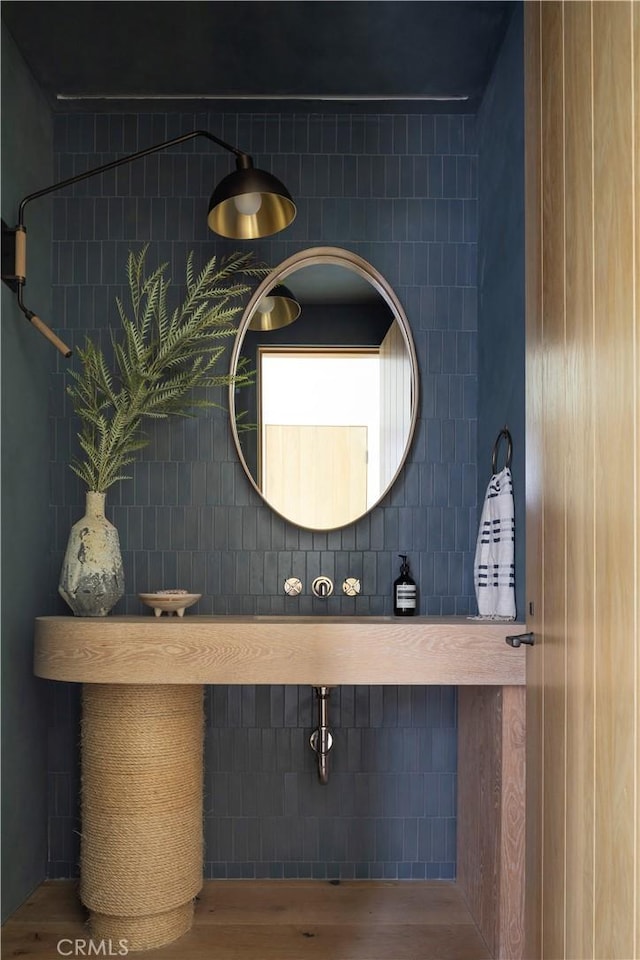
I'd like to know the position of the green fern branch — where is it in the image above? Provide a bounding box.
[66,247,262,493]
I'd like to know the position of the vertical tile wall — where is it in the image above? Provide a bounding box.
[47,110,477,878]
[477,5,526,619]
[205,685,457,879]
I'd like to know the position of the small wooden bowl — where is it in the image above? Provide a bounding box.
[138,592,202,617]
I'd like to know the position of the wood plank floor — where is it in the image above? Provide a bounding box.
[2,880,492,960]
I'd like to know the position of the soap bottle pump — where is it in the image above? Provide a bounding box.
[394,554,417,616]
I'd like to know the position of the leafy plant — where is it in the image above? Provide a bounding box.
[66,245,261,492]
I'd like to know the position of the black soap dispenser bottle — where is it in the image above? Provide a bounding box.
[393,554,417,616]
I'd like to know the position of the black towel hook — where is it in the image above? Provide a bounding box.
[492,426,513,474]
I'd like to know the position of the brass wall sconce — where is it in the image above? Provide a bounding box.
[1,128,297,357]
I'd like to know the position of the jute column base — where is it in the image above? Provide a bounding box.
[80,684,204,952]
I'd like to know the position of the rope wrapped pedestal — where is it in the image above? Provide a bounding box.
[80,684,204,952]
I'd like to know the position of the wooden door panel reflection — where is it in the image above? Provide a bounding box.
[264,424,367,529]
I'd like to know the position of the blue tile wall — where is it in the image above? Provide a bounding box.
[46,109,478,879]
[203,685,456,879]
[477,5,526,618]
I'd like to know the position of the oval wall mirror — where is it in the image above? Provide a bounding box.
[229,247,419,530]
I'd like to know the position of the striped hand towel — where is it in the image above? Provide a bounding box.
[473,466,516,620]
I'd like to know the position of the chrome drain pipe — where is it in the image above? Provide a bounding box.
[309,686,333,784]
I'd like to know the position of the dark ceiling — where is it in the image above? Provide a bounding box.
[1,0,515,113]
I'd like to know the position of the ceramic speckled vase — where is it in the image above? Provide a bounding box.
[59,491,124,617]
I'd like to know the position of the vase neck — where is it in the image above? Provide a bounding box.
[85,491,106,518]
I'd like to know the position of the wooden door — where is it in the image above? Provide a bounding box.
[524,3,640,957]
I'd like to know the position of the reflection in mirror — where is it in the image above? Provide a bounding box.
[248,284,301,332]
[229,248,419,530]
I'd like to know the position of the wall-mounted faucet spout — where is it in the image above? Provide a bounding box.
[309,686,333,784]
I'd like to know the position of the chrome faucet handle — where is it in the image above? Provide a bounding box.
[342,577,361,597]
[283,577,303,596]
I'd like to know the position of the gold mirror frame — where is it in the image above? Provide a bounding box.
[228,247,420,530]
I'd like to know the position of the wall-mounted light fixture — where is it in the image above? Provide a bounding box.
[248,284,301,332]
[1,129,297,357]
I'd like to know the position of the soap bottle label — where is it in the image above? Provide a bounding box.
[395,584,417,611]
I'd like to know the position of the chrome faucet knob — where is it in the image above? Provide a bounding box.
[342,577,361,597]
[283,577,303,596]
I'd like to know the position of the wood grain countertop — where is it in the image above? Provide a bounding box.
[34,616,526,686]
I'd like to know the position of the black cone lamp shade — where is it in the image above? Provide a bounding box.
[208,156,296,240]
[249,285,301,332]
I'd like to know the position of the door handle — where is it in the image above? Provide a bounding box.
[505,631,535,648]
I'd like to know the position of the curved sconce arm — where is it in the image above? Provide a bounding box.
[2,129,296,358]
[15,129,245,226]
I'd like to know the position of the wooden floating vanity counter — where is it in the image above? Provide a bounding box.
[33,614,527,958]
[34,614,526,686]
